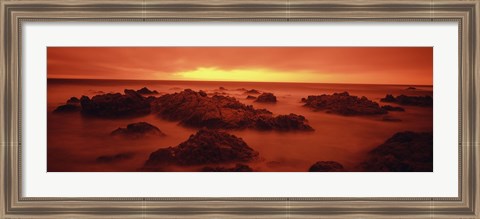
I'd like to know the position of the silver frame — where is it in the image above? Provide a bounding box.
[1,0,479,218]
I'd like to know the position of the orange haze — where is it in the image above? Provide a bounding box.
[47,47,433,85]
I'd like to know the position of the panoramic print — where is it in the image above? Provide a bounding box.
[47,47,433,172]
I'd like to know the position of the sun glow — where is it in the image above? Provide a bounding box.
[172,67,327,83]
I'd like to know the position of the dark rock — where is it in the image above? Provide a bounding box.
[53,104,80,113]
[406,86,417,90]
[301,98,307,102]
[381,105,405,112]
[246,95,257,100]
[66,97,80,105]
[255,92,277,103]
[136,87,159,95]
[80,89,151,118]
[144,129,259,166]
[303,92,387,116]
[218,87,227,91]
[53,97,81,113]
[152,89,313,131]
[360,131,433,171]
[244,89,261,95]
[111,122,165,138]
[380,94,433,107]
[96,152,134,163]
[309,161,345,172]
[201,164,253,172]
[255,114,313,131]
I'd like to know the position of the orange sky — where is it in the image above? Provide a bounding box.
[47,47,433,85]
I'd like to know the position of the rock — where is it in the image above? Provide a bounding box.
[244,89,261,95]
[381,105,405,112]
[303,92,387,116]
[96,152,134,163]
[144,129,260,166]
[53,104,80,113]
[309,161,345,172]
[255,92,277,103]
[53,97,81,113]
[111,122,165,138]
[218,86,227,91]
[406,86,417,90]
[201,164,253,172]
[152,89,313,131]
[380,94,433,107]
[246,95,257,100]
[80,89,151,118]
[255,114,313,131]
[360,131,433,171]
[136,87,159,95]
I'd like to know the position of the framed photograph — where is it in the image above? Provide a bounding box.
[1,0,479,218]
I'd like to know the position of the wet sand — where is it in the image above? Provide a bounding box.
[47,79,433,172]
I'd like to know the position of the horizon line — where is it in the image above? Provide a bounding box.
[46,77,433,87]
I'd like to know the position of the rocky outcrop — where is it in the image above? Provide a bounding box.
[53,97,81,113]
[246,95,257,100]
[255,92,277,103]
[380,94,433,107]
[96,152,134,163]
[136,87,159,95]
[151,89,313,131]
[360,131,433,172]
[406,87,417,90]
[201,164,253,172]
[80,89,151,118]
[111,122,165,138]
[303,92,387,116]
[244,89,261,95]
[381,105,405,112]
[144,129,259,166]
[309,161,345,172]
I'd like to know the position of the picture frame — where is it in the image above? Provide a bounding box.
[1,0,478,218]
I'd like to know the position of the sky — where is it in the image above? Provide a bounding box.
[47,47,433,85]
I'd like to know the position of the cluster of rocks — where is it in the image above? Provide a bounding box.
[255,92,277,103]
[80,89,153,118]
[111,122,165,138]
[53,97,81,113]
[302,92,388,116]
[244,89,261,95]
[144,129,259,167]
[309,161,345,172]
[381,94,433,107]
[360,131,433,171]
[151,89,313,131]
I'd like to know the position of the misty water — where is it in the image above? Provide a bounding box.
[47,79,433,172]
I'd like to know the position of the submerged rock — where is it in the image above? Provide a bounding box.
[80,89,151,118]
[309,161,345,172]
[136,87,159,95]
[255,92,277,103]
[244,89,261,95]
[360,131,433,172]
[406,86,417,90]
[246,95,257,100]
[380,94,433,107]
[201,164,253,172]
[111,122,165,138]
[53,97,81,113]
[152,89,313,131]
[303,92,387,116]
[144,129,259,166]
[96,152,134,163]
[381,105,405,112]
